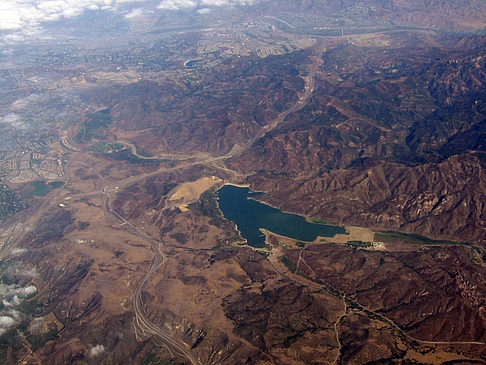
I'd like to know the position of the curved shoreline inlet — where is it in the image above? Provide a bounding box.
[218,185,346,248]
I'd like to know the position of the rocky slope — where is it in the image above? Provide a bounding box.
[234,32,486,244]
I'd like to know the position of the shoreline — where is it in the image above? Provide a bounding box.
[217,183,347,247]
[222,182,251,188]
[240,187,346,229]
[218,183,465,244]
[216,184,464,250]
[247,194,346,233]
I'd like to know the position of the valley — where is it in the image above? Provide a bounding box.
[0,1,485,364]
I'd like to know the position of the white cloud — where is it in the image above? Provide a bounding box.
[201,0,255,6]
[0,113,25,129]
[11,296,21,306]
[0,316,16,328]
[88,344,106,357]
[0,10,23,30]
[0,283,37,300]
[20,267,39,278]
[19,286,37,296]
[0,314,17,336]
[157,0,197,10]
[0,0,153,43]
[201,0,229,6]
[156,0,256,10]
[0,283,37,334]
[124,8,143,18]
[197,7,210,14]
[0,0,261,43]
[10,248,26,255]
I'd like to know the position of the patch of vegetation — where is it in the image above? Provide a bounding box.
[88,142,124,153]
[30,158,41,168]
[74,109,112,144]
[142,352,163,365]
[295,242,306,247]
[374,231,469,246]
[108,148,152,164]
[26,328,59,351]
[471,246,486,264]
[79,221,90,230]
[192,188,222,219]
[0,185,25,220]
[0,327,23,353]
[114,250,124,258]
[30,182,48,197]
[50,181,64,189]
[20,299,43,316]
[134,146,154,158]
[170,232,188,244]
[346,240,373,247]
[279,255,297,273]
[28,181,64,197]
[310,218,324,224]
[91,143,161,165]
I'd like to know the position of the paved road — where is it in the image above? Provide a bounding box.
[104,188,202,365]
[2,42,327,363]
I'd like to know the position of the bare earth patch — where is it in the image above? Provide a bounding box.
[168,176,222,209]
[318,225,375,244]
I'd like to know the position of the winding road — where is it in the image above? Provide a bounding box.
[99,164,203,365]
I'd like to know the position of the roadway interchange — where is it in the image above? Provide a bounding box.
[104,189,202,365]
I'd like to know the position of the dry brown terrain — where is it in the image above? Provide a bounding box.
[1,9,486,364]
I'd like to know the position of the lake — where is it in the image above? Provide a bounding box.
[185,59,201,67]
[218,185,346,248]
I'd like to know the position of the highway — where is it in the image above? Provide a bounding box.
[2,41,328,364]
[101,166,202,365]
[131,243,202,365]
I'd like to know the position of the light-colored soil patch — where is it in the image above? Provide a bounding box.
[148,251,252,343]
[261,226,377,249]
[404,348,482,364]
[261,225,382,250]
[89,70,141,84]
[318,226,375,244]
[261,228,296,248]
[168,176,222,206]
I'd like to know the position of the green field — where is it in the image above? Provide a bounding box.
[88,142,124,153]
[74,109,112,144]
[0,185,25,219]
[346,240,373,247]
[90,142,162,165]
[29,181,64,197]
[374,231,469,246]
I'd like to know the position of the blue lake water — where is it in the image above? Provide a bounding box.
[217,185,346,248]
[185,59,201,67]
